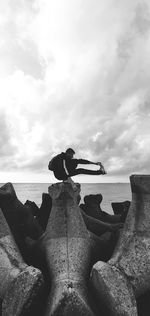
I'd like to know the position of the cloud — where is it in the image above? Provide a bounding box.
[0,0,150,181]
[0,111,17,170]
[0,0,44,78]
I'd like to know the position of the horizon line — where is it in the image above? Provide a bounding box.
[0,181,130,184]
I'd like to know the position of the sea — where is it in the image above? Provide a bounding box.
[4,182,132,215]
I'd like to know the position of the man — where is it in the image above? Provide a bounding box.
[48,148,106,181]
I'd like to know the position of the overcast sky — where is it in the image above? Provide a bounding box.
[0,0,150,183]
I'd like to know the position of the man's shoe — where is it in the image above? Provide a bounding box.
[97,162,107,174]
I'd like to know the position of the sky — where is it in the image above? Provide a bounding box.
[0,0,150,183]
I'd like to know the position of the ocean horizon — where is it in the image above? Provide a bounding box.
[1,182,131,214]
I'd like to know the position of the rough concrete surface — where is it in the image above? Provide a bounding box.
[42,182,95,315]
[91,175,150,316]
[0,208,44,316]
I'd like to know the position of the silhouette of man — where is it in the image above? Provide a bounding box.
[48,148,106,182]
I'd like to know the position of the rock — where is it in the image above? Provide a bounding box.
[80,206,123,236]
[37,182,96,316]
[91,175,150,316]
[81,194,102,220]
[137,289,150,316]
[0,183,43,242]
[26,186,118,280]
[0,182,17,201]
[24,200,39,217]
[24,194,52,231]
[111,200,130,215]
[91,261,137,316]
[82,194,122,223]
[0,207,44,316]
[37,193,52,230]
[89,231,120,265]
[111,200,130,222]
[0,183,43,262]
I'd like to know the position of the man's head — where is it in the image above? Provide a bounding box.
[65,148,75,159]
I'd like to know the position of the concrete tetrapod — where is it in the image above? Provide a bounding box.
[43,182,95,316]
[83,194,121,223]
[0,182,43,243]
[0,207,44,316]
[91,175,150,316]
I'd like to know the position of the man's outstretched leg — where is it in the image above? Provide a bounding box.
[63,164,106,190]
[69,163,107,177]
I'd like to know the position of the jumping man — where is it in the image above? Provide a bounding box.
[48,148,106,183]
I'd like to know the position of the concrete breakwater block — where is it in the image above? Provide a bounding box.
[0,208,44,316]
[41,182,95,316]
[111,200,130,222]
[0,183,43,244]
[82,194,121,223]
[111,200,130,216]
[37,193,52,230]
[91,175,150,316]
